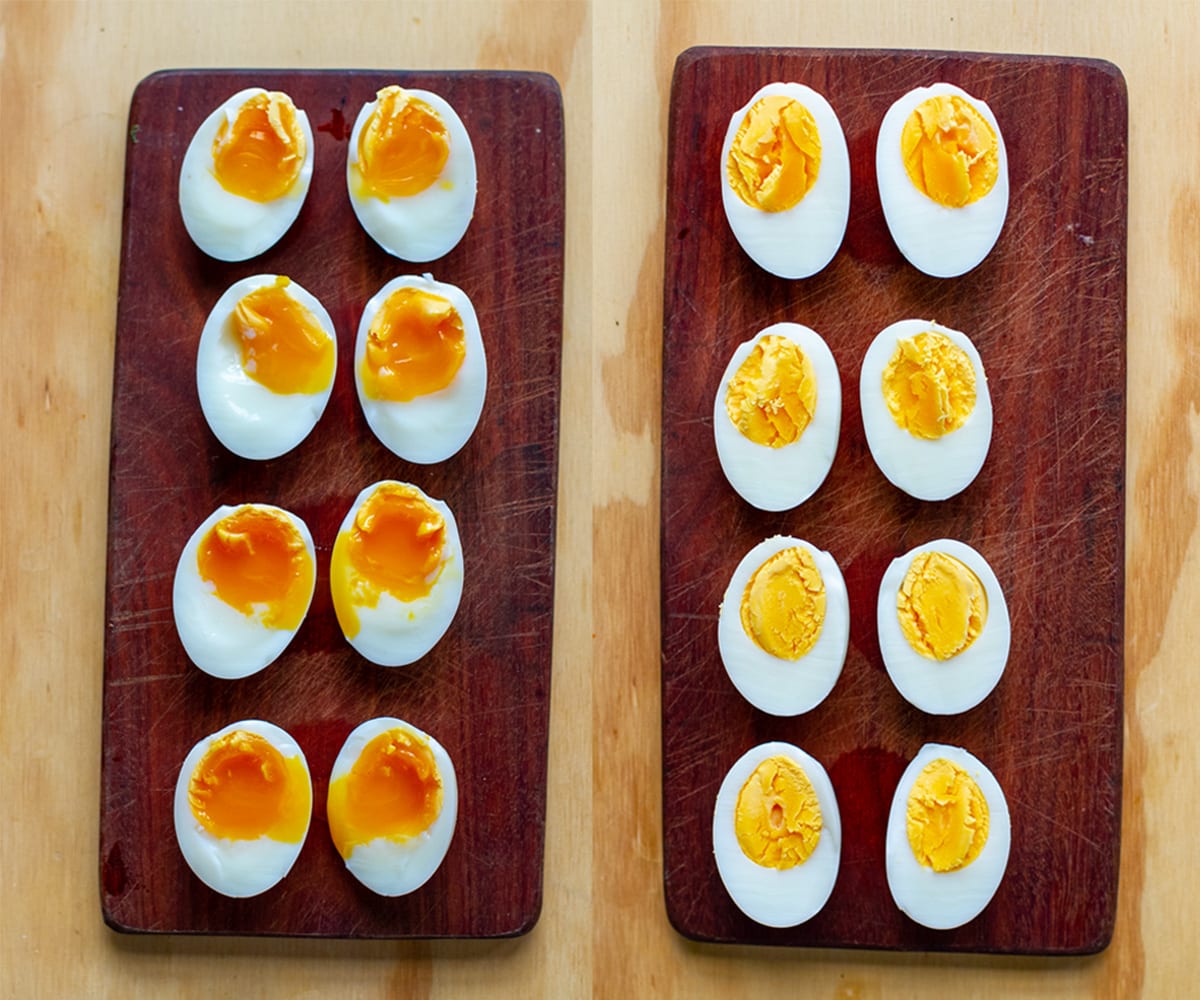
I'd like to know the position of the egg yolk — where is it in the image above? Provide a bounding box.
[898,551,987,660]
[882,330,976,439]
[327,728,443,858]
[353,86,450,200]
[360,287,466,402]
[232,277,335,395]
[727,95,821,212]
[188,730,310,842]
[197,506,313,630]
[906,757,990,872]
[725,335,816,447]
[901,95,998,208]
[740,546,826,660]
[212,91,306,202]
[735,755,822,869]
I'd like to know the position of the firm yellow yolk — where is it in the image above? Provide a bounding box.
[360,287,466,402]
[898,551,987,660]
[232,277,335,395]
[740,546,826,660]
[906,758,990,872]
[727,96,821,212]
[188,730,310,842]
[901,95,998,208]
[197,506,313,630]
[882,331,976,439]
[725,334,816,447]
[735,755,822,869]
[327,729,443,858]
[212,91,306,202]
[353,86,450,200]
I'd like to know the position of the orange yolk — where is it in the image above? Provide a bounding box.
[197,506,313,630]
[726,95,821,213]
[327,728,443,857]
[232,277,335,395]
[212,91,306,202]
[353,86,450,200]
[359,287,465,402]
[188,730,310,842]
[900,95,998,208]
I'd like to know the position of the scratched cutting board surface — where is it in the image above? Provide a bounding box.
[660,48,1126,954]
[101,69,563,938]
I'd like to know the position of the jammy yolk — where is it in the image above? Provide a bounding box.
[735,755,822,869]
[354,86,450,200]
[881,331,976,440]
[898,551,988,660]
[740,546,826,660]
[906,757,990,872]
[212,91,306,202]
[727,95,821,212]
[360,287,466,402]
[725,334,816,448]
[232,277,335,395]
[901,95,998,208]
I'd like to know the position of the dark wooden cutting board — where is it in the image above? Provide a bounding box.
[660,47,1126,954]
[101,69,563,937]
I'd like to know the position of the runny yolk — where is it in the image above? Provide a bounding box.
[196,506,313,631]
[353,85,450,200]
[359,287,466,402]
[906,757,990,871]
[232,277,335,395]
[725,334,816,447]
[740,546,826,660]
[327,728,443,857]
[900,95,998,208]
[735,755,822,869]
[881,330,976,440]
[188,730,310,842]
[898,551,988,660]
[212,91,306,202]
[726,95,821,212]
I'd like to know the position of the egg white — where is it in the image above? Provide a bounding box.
[713,322,841,512]
[876,83,1009,278]
[179,88,315,262]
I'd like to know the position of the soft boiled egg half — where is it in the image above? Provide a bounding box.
[173,503,316,680]
[720,83,850,279]
[174,719,312,897]
[886,743,1011,929]
[347,86,477,261]
[327,717,458,896]
[713,741,841,927]
[355,274,487,464]
[714,323,841,511]
[860,318,992,501]
[876,83,1009,277]
[179,88,315,261]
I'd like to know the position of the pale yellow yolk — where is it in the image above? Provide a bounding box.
[735,755,822,869]
[901,95,998,208]
[882,331,976,439]
[232,277,335,395]
[327,729,443,858]
[740,546,826,660]
[196,506,314,631]
[906,758,990,872]
[727,95,821,212]
[897,551,987,660]
[353,86,450,200]
[188,730,310,842]
[360,287,466,402]
[212,91,306,201]
[725,334,816,447]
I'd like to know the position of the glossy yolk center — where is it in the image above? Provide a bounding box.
[901,95,998,208]
[725,334,816,447]
[355,86,450,199]
[882,331,976,439]
[906,758,990,871]
[360,287,466,402]
[212,91,306,202]
[740,546,826,660]
[735,755,822,869]
[897,551,987,660]
[727,95,821,212]
[232,277,335,395]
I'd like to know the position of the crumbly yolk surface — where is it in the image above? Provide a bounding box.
[882,331,976,439]
[901,94,998,208]
[897,551,987,660]
[725,334,816,447]
[353,86,449,200]
[232,276,335,395]
[360,287,466,402]
[727,95,821,212]
[212,91,306,201]
[735,755,822,869]
[906,757,990,871]
[740,546,826,660]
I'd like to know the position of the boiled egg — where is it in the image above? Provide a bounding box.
[859,318,992,501]
[720,83,850,279]
[876,83,1009,277]
[713,322,841,511]
[327,717,458,896]
[179,88,314,261]
[173,503,316,680]
[174,719,312,897]
[347,86,477,261]
[713,741,841,927]
[717,535,849,716]
[354,274,487,463]
[330,481,463,666]
[886,743,1011,929]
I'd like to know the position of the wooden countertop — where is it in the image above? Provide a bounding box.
[0,1,1188,995]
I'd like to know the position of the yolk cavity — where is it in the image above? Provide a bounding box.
[901,95,998,208]
[740,546,826,660]
[354,86,450,200]
[735,755,822,869]
[232,277,335,395]
[727,95,821,212]
[360,287,466,402]
[898,551,987,660]
[212,91,306,202]
[882,330,976,439]
[725,334,816,447]
[905,757,990,872]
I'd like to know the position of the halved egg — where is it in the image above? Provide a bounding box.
[174,719,312,897]
[720,83,850,279]
[886,743,1011,929]
[717,535,849,716]
[347,86,477,261]
[713,322,841,511]
[876,83,1009,277]
[713,741,841,927]
[179,88,314,261]
[172,503,316,679]
[327,717,458,896]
